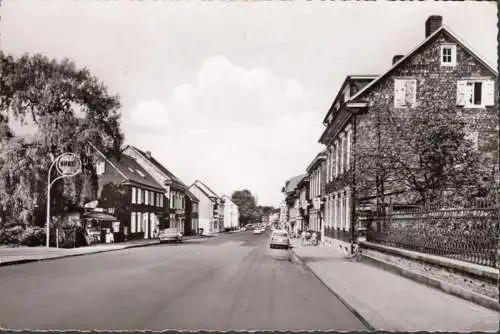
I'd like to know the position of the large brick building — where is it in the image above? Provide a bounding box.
[319,16,498,253]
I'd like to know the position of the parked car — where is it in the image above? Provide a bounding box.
[159,228,183,243]
[269,230,290,249]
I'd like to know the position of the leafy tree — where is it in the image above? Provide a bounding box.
[231,190,259,225]
[0,52,123,236]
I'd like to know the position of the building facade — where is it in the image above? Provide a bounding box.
[222,195,240,230]
[91,145,167,241]
[306,151,327,238]
[319,15,498,254]
[122,146,193,235]
[189,180,221,234]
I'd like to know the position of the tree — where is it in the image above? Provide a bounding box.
[231,190,259,226]
[0,52,123,236]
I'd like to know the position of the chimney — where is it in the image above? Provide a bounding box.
[425,15,443,38]
[392,55,404,65]
[146,151,151,158]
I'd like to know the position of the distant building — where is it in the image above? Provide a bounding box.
[222,195,239,230]
[189,180,222,234]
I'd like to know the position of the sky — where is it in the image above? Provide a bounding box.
[0,1,497,207]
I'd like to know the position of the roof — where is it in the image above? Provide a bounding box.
[284,174,307,194]
[189,180,219,202]
[108,155,165,191]
[306,150,327,173]
[185,189,199,203]
[88,142,164,191]
[125,145,188,190]
[83,212,118,222]
[322,75,378,125]
[194,180,219,198]
[351,25,497,102]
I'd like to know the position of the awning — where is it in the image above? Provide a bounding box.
[83,212,118,222]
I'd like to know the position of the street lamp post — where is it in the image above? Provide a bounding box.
[46,153,82,248]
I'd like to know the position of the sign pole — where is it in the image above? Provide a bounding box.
[46,153,82,248]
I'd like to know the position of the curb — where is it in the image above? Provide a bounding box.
[289,248,376,331]
[0,241,163,267]
[360,253,500,312]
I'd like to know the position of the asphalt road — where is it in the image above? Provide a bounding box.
[0,231,368,331]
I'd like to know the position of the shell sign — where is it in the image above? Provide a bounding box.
[56,153,82,177]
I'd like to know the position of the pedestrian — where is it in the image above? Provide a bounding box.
[301,230,306,246]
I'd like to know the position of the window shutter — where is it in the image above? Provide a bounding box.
[394,79,406,108]
[482,80,495,106]
[456,81,466,106]
[405,79,417,107]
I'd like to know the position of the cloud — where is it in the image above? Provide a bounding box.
[125,55,323,206]
[126,100,171,133]
[170,55,310,127]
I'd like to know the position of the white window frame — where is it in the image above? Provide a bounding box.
[394,79,417,108]
[138,188,143,204]
[131,187,137,204]
[440,44,457,67]
[131,212,136,233]
[335,141,339,177]
[144,190,149,206]
[458,80,494,109]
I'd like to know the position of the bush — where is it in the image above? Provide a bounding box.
[20,226,47,247]
[0,225,24,246]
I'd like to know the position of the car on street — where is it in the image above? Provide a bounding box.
[269,229,290,249]
[159,228,183,243]
[253,228,264,235]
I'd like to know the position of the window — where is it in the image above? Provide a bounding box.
[441,45,457,66]
[335,142,340,177]
[144,190,149,206]
[457,80,494,107]
[160,194,164,207]
[346,129,352,171]
[136,169,146,178]
[138,188,143,204]
[149,191,153,206]
[131,187,137,204]
[394,79,417,108]
[131,212,136,233]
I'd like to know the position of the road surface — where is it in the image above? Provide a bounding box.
[0,231,368,331]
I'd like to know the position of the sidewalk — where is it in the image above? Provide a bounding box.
[289,239,499,332]
[0,235,203,267]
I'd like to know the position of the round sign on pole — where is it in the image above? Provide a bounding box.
[56,153,82,177]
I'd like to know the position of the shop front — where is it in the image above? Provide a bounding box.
[82,211,121,245]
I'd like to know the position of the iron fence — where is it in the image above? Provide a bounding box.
[366,201,499,268]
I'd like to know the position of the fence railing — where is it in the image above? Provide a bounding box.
[366,201,499,268]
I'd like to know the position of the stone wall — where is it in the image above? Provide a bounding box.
[353,30,498,204]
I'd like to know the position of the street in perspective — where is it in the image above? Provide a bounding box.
[0,1,498,332]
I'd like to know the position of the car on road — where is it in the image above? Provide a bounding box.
[159,228,183,243]
[253,228,264,235]
[269,230,290,249]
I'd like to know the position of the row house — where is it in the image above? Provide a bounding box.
[186,189,200,235]
[319,15,498,253]
[281,174,307,236]
[90,144,167,241]
[305,151,327,238]
[122,146,198,236]
[222,195,240,230]
[189,180,223,234]
[297,176,310,232]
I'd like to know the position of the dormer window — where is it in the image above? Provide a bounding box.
[441,44,457,66]
[128,167,135,173]
[136,169,145,178]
